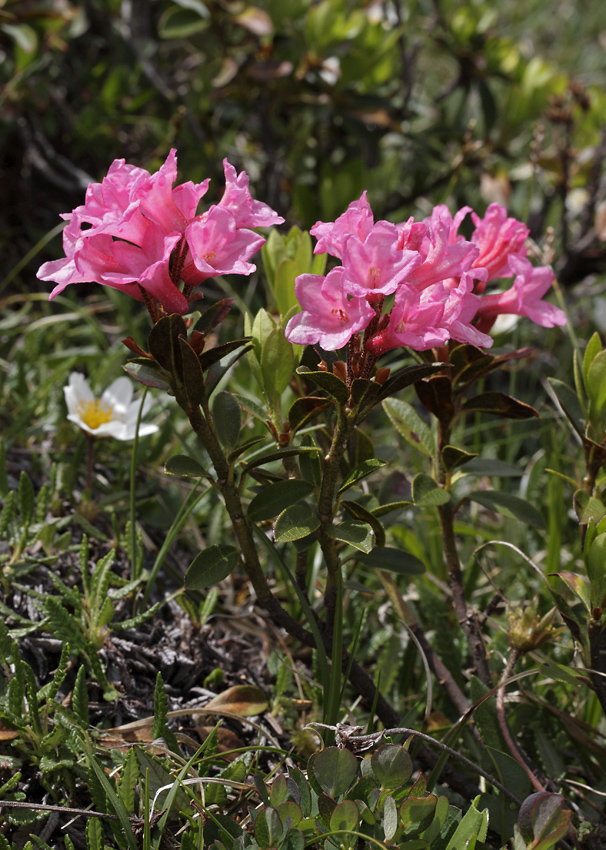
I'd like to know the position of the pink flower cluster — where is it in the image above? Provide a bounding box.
[285,195,566,354]
[37,150,283,315]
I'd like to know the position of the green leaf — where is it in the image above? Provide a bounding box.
[72,664,89,726]
[383,398,435,457]
[359,547,425,575]
[252,308,277,363]
[411,473,450,507]
[400,794,437,836]
[269,773,288,807]
[276,802,303,829]
[86,817,104,850]
[211,391,241,452]
[288,396,332,433]
[578,493,606,524]
[254,807,283,850]
[461,392,539,419]
[444,796,488,850]
[339,458,387,493]
[547,377,585,437]
[371,744,413,789]
[372,500,412,517]
[148,314,187,375]
[178,337,205,406]
[341,500,386,548]
[450,344,494,385]
[274,258,301,316]
[326,521,374,553]
[186,544,240,589]
[123,360,171,390]
[378,362,448,401]
[0,438,7,497]
[118,747,139,812]
[296,367,349,405]
[586,532,606,607]
[351,377,382,409]
[227,436,267,463]
[459,458,523,477]
[441,445,478,473]
[467,490,545,529]
[311,747,358,798]
[195,298,234,335]
[274,504,319,542]
[248,479,315,522]
[517,792,572,849]
[18,471,34,527]
[330,799,360,833]
[240,446,322,475]
[199,340,253,377]
[583,331,602,387]
[587,349,606,420]
[164,454,207,478]
[233,392,270,425]
[289,767,311,817]
[261,327,295,396]
[383,794,399,842]
[555,571,592,611]
[415,375,454,423]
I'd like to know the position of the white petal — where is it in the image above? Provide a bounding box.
[93,420,128,439]
[123,422,160,440]
[124,394,153,429]
[101,376,134,415]
[64,372,94,416]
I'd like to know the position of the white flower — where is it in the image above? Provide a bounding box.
[64,373,159,440]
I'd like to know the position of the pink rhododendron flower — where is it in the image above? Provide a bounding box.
[184,206,266,286]
[219,160,285,228]
[74,225,188,313]
[286,193,564,361]
[285,268,376,351]
[403,206,481,290]
[341,222,422,300]
[310,192,374,259]
[475,255,566,330]
[132,148,211,236]
[439,274,493,347]
[37,149,283,314]
[469,203,529,288]
[365,285,449,355]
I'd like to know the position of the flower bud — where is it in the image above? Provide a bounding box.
[507,604,561,653]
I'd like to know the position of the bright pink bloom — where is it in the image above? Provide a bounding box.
[470,203,529,289]
[37,149,282,314]
[403,206,482,290]
[341,222,422,300]
[219,160,285,228]
[132,149,211,236]
[285,268,375,351]
[310,192,374,259]
[70,157,151,241]
[184,206,266,285]
[439,274,493,347]
[365,285,449,355]
[475,255,566,329]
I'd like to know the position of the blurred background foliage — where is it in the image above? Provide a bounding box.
[2,0,606,294]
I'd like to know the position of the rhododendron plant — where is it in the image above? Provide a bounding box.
[37,150,283,317]
[285,195,565,357]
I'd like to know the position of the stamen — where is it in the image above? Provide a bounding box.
[78,398,114,430]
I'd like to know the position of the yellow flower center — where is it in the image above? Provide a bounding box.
[78,398,114,430]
